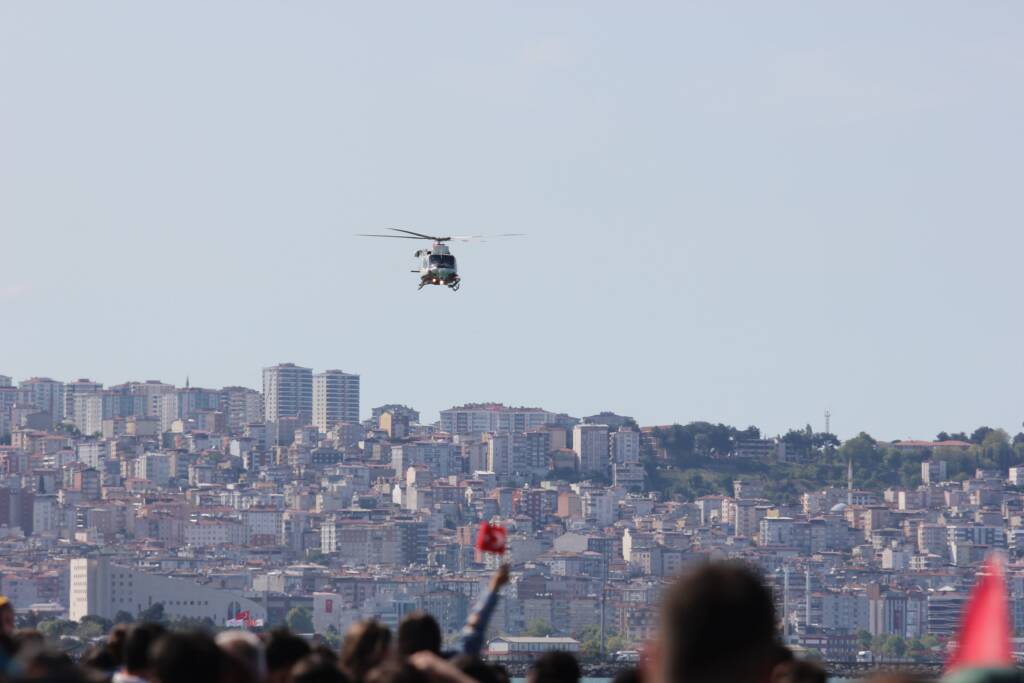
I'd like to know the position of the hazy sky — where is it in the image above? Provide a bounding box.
[2,3,1022,440]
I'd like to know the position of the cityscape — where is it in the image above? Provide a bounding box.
[1,365,1021,664]
[5,3,1024,682]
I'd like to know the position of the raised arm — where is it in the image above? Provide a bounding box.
[456,564,510,656]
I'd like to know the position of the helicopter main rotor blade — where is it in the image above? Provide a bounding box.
[449,233,527,241]
[357,234,429,239]
[358,229,525,242]
[387,227,448,240]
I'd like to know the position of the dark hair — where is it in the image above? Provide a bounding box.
[776,660,827,683]
[150,632,224,683]
[363,661,429,683]
[312,645,339,665]
[291,653,351,683]
[451,655,501,683]
[397,612,441,657]
[528,652,581,683]
[265,628,312,674]
[17,647,85,683]
[489,664,510,683]
[340,621,391,683]
[661,561,779,683]
[106,625,130,667]
[81,644,119,673]
[611,667,641,683]
[123,623,166,675]
[13,629,46,652]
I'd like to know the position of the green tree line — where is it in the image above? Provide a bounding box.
[645,422,1024,503]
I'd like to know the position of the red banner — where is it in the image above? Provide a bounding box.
[475,521,507,554]
[947,555,1013,672]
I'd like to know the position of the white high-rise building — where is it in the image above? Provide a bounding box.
[440,404,560,435]
[922,460,948,484]
[610,427,640,464]
[159,393,180,432]
[573,423,610,475]
[117,381,176,418]
[64,379,103,418]
[313,370,360,431]
[486,433,513,480]
[263,363,313,424]
[18,377,65,424]
[0,384,17,438]
[71,394,104,436]
[33,495,59,536]
[223,386,264,433]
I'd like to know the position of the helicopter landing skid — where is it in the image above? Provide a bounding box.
[449,280,461,291]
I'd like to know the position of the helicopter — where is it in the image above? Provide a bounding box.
[358,228,523,291]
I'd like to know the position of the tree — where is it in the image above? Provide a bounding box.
[577,624,625,660]
[54,422,82,437]
[525,620,556,637]
[81,615,112,631]
[856,629,872,650]
[38,619,78,640]
[138,603,165,624]
[782,430,812,455]
[737,425,761,440]
[838,433,887,488]
[168,616,217,631]
[78,615,112,638]
[606,632,628,653]
[882,635,907,658]
[114,611,135,625]
[286,607,314,634]
[812,432,840,450]
[323,630,343,650]
[76,620,106,639]
[970,426,995,445]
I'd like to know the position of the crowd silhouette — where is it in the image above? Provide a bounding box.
[0,562,959,683]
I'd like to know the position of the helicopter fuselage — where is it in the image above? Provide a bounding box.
[359,227,523,291]
[415,242,460,290]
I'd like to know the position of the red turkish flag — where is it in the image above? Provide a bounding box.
[476,521,507,554]
[236,610,251,621]
[946,555,1013,672]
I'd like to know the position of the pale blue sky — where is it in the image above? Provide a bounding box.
[2,3,1022,439]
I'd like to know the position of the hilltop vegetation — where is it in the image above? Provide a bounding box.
[644,422,1024,504]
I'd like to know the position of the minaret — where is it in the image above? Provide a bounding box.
[805,569,812,631]
[783,565,790,642]
[847,457,853,506]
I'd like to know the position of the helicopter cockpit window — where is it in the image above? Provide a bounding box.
[429,254,455,268]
